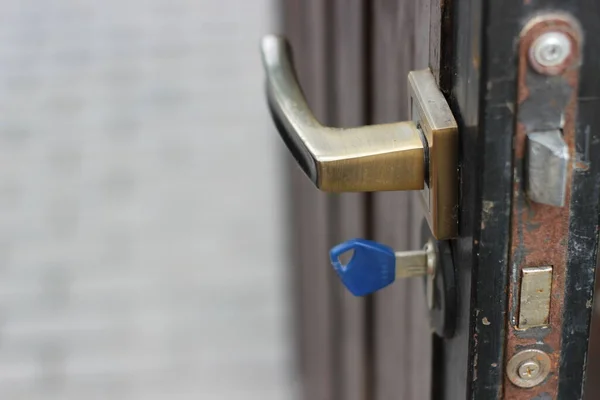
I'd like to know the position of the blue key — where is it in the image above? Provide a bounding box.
[329,239,396,296]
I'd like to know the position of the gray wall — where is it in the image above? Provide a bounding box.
[0,1,292,399]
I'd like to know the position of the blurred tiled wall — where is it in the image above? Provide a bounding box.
[0,1,291,399]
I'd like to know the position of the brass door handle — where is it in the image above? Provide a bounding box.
[260,35,459,239]
[261,35,424,192]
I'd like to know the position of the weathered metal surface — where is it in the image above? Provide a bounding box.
[504,14,582,399]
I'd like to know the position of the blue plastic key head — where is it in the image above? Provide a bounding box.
[329,239,396,296]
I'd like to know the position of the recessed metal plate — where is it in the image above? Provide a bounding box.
[409,70,458,239]
[518,266,553,329]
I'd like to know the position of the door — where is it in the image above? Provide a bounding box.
[275,1,600,399]
[281,2,434,398]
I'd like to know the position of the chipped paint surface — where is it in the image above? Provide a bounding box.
[481,200,495,229]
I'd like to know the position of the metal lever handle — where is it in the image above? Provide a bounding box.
[260,35,425,192]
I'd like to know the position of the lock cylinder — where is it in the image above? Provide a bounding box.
[329,236,456,338]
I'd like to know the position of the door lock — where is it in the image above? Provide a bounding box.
[329,238,435,297]
[329,234,456,338]
[260,35,459,239]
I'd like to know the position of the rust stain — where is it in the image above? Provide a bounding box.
[576,160,590,171]
[472,55,480,71]
[502,15,582,400]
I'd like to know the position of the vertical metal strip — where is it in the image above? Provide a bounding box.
[504,14,582,399]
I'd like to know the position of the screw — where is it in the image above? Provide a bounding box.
[507,349,551,388]
[529,31,572,71]
[518,360,541,380]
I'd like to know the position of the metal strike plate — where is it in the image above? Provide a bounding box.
[504,14,582,398]
[518,266,553,329]
[409,71,459,239]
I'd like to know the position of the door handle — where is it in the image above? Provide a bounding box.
[261,35,459,239]
[261,35,425,192]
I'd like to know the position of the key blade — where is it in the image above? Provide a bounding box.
[395,250,428,278]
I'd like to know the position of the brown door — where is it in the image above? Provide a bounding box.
[281,2,440,399]
[278,1,600,399]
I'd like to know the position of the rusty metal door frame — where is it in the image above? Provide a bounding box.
[443,0,600,399]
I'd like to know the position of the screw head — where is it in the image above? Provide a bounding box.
[529,31,572,72]
[518,360,541,380]
[507,349,551,388]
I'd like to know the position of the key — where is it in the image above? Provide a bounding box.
[329,238,434,297]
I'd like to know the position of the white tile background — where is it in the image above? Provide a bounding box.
[0,0,293,399]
